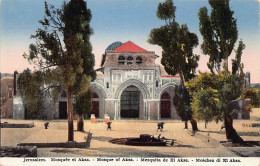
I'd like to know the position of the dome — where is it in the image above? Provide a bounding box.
[105,41,122,52]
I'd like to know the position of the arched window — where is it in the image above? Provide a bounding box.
[156,80,159,87]
[127,56,133,65]
[136,56,142,64]
[118,56,125,65]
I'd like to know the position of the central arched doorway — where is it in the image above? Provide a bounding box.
[120,85,142,118]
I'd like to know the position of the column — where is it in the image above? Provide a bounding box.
[105,99,116,120]
[157,101,160,120]
[147,100,150,120]
[149,99,160,120]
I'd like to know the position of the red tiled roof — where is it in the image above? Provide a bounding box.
[113,41,147,52]
[161,76,180,78]
[160,66,180,78]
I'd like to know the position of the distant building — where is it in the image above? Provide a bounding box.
[0,76,14,118]
[250,83,260,89]
[0,73,14,79]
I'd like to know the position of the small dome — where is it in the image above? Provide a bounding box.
[105,41,122,52]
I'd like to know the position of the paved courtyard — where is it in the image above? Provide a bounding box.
[1,108,259,157]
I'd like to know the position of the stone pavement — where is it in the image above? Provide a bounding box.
[0,120,250,157]
[1,108,259,157]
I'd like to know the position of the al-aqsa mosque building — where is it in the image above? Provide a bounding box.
[89,41,180,120]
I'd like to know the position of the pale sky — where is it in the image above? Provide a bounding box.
[1,0,259,83]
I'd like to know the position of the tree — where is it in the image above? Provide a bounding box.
[74,90,92,131]
[232,41,245,76]
[23,0,95,141]
[17,69,45,119]
[195,0,246,143]
[198,0,238,73]
[148,0,200,130]
[18,69,61,119]
[173,87,191,129]
[186,74,220,128]
[232,40,246,93]
[241,87,260,107]
[62,0,96,131]
[187,70,245,143]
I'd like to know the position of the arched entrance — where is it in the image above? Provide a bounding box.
[160,92,171,118]
[120,85,142,118]
[114,79,149,120]
[90,82,107,118]
[91,92,99,117]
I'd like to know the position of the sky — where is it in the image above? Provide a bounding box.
[0,0,259,83]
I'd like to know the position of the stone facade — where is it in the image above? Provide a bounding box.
[89,41,180,120]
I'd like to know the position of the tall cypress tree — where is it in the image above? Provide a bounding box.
[24,0,95,141]
[148,0,200,130]
[198,0,238,73]
[62,0,96,132]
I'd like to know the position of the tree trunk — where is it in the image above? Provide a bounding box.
[77,114,84,131]
[184,120,188,129]
[178,69,186,90]
[190,117,198,131]
[178,69,199,131]
[67,87,74,141]
[205,121,207,129]
[224,114,244,144]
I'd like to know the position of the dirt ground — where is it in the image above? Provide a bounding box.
[1,108,259,157]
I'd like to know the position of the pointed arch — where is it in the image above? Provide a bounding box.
[114,79,150,99]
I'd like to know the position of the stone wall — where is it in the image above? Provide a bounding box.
[149,100,159,120]
[12,96,25,119]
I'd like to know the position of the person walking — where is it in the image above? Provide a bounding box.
[107,121,112,130]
